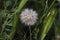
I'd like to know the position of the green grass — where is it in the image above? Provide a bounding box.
[0,0,59,40]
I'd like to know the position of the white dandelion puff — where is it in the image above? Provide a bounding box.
[20,8,38,26]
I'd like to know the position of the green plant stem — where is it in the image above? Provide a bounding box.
[24,33,27,40]
[32,0,55,35]
[40,8,57,40]
[12,0,18,9]
[29,26,32,40]
[9,0,28,40]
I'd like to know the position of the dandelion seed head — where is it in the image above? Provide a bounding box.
[20,8,38,26]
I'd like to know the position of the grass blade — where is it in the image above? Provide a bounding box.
[40,8,57,40]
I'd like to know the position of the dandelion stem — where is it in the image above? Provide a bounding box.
[29,26,32,40]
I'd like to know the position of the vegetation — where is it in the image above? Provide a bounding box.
[0,0,60,40]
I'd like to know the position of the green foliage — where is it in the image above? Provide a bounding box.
[0,0,59,40]
[40,8,57,40]
[0,0,28,40]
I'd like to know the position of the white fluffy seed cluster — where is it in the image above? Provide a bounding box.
[20,8,38,26]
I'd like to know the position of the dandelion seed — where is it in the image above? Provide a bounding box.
[20,8,38,26]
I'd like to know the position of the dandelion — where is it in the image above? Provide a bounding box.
[20,8,38,26]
